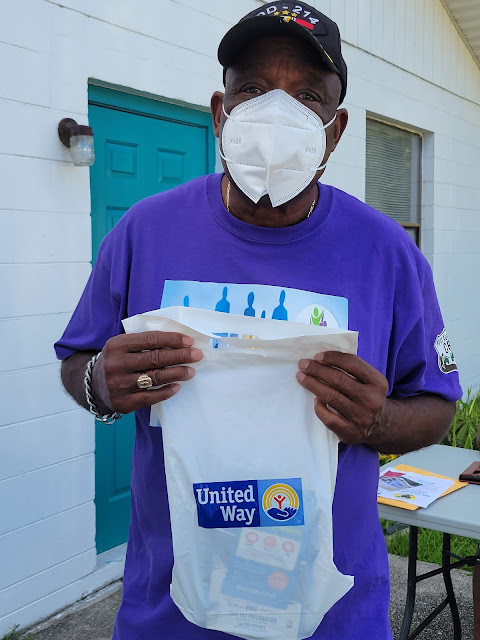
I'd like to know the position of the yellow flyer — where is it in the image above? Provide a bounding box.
[378,464,467,511]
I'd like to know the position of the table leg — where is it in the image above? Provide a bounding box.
[474,543,480,640]
[399,526,418,640]
[442,533,462,640]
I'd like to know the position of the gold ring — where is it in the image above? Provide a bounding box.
[136,373,153,390]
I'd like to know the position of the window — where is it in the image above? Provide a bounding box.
[365,119,422,246]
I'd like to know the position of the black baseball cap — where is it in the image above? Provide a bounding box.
[218,2,347,104]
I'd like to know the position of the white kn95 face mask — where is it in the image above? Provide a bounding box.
[220,89,337,208]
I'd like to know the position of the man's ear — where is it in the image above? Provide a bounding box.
[211,91,225,138]
[331,108,348,153]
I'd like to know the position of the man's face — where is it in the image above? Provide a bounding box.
[212,35,347,175]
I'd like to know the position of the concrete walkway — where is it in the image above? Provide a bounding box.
[20,554,474,640]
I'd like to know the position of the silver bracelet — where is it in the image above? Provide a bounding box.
[84,352,122,424]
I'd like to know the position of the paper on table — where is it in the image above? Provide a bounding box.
[377,464,468,511]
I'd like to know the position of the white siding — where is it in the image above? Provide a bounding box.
[1,0,479,633]
[314,0,480,104]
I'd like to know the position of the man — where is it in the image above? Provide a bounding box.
[56,3,462,638]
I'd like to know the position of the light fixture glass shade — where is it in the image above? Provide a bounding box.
[70,134,95,167]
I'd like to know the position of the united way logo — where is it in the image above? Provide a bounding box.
[258,478,304,527]
[193,477,304,528]
[262,483,299,522]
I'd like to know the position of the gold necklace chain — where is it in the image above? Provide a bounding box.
[226,181,315,220]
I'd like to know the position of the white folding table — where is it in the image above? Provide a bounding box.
[378,444,480,639]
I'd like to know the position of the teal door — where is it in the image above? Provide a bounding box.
[89,86,215,553]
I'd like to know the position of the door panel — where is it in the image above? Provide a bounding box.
[89,88,214,553]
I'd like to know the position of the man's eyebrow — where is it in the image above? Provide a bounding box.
[303,70,332,90]
[230,63,331,87]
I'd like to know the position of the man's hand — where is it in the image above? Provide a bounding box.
[61,332,203,416]
[296,351,389,445]
[296,351,456,453]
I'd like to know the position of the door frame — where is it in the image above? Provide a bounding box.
[89,83,216,132]
[89,84,217,262]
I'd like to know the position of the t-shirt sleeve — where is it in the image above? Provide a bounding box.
[386,258,462,404]
[54,248,126,360]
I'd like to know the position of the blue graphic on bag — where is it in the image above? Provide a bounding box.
[222,557,295,609]
[193,478,304,528]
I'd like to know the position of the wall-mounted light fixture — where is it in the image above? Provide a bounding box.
[58,118,95,167]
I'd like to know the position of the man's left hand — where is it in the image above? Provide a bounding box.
[296,351,389,445]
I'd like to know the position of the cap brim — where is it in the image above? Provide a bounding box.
[218,17,339,77]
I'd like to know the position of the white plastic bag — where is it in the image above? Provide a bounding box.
[123,306,358,640]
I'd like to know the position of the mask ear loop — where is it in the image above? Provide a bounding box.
[316,112,338,171]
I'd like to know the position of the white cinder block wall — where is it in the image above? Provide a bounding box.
[1,0,479,633]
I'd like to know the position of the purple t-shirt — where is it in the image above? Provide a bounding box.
[55,173,461,640]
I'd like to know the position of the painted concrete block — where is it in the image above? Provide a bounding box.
[0,156,91,214]
[0,99,86,162]
[433,254,470,318]
[0,546,123,636]
[0,549,95,623]
[434,135,455,162]
[324,164,365,201]
[163,0,255,24]
[48,34,89,115]
[420,226,434,259]
[0,0,50,53]
[422,198,435,232]
[435,183,480,212]
[433,229,480,256]
[0,502,95,591]
[1,262,92,318]
[51,3,89,40]
[0,410,94,482]
[0,211,91,264]
[0,44,50,107]
[340,101,366,140]
[456,354,480,393]
[92,2,221,59]
[0,455,95,535]
[0,364,78,427]
[436,158,480,190]
[331,132,365,170]
[0,314,74,373]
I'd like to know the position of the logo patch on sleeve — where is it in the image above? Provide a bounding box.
[193,478,304,528]
[434,329,458,374]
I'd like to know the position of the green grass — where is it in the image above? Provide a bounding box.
[0,626,35,640]
[381,520,479,571]
[441,388,480,450]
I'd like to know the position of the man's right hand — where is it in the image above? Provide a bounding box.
[60,332,203,416]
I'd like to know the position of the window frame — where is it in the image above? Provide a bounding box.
[365,115,423,248]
